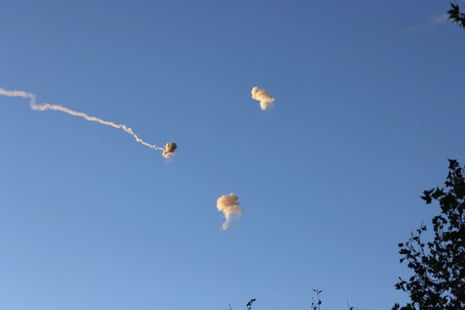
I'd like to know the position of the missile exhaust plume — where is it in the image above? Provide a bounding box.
[251,86,275,111]
[216,193,241,231]
[0,87,175,157]
[162,142,177,159]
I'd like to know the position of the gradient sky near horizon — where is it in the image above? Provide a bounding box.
[1,1,465,309]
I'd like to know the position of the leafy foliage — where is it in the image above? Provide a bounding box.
[229,298,256,310]
[394,159,465,309]
[309,289,357,310]
[448,2,465,28]
[310,289,323,310]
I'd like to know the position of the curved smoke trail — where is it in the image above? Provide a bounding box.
[0,88,176,158]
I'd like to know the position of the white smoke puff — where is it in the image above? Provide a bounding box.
[251,86,275,111]
[162,142,177,158]
[216,193,241,231]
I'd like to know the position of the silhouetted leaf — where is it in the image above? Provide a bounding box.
[395,160,465,309]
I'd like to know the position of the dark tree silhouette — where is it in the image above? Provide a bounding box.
[448,2,465,28]
[228,298,256,310]
[310,289,323,310]
[393,159,465,309]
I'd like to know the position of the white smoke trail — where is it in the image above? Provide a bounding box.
[0,87,176,157]
[217,193,242,231]
[251,86,275,111]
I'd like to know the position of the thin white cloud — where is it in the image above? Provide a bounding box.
[432,13,449,24]
[407,12,450,33]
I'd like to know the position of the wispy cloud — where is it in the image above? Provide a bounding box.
[0,87,175,158]
[433,13,449,24]
[407,13,450,33]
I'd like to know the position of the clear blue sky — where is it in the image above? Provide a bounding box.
[1,1,464,309]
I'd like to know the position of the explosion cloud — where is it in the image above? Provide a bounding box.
[162,142,177,159]
[0,87,174,158]
[216,193,241,230]
[251,86,275,111]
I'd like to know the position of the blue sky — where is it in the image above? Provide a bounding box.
[1,1,464,309]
